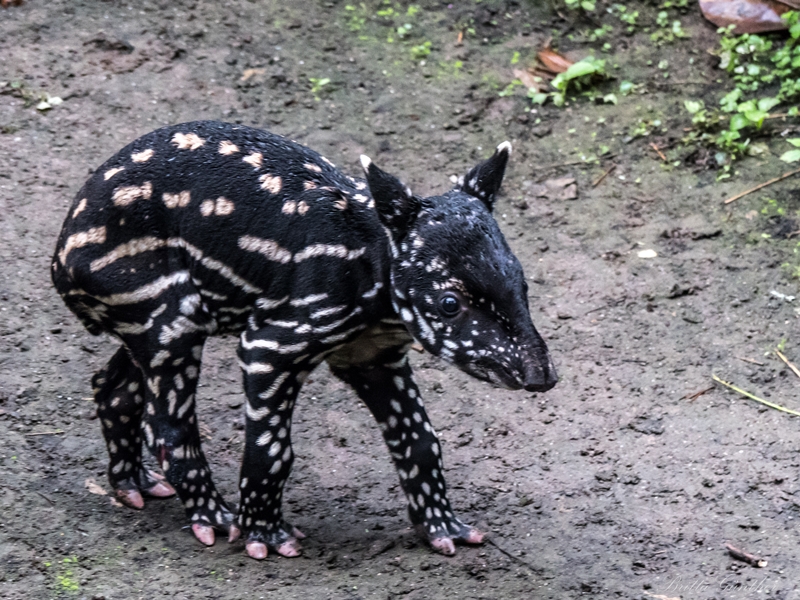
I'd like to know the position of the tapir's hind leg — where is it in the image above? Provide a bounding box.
[122,328,237,547]
[93,346,176,509]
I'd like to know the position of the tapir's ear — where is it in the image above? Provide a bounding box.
[458,141,511,211]
[361,155,420,239]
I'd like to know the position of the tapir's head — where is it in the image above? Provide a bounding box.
[361,143,557,393]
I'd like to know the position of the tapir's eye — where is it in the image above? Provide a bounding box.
[438,293,461,317]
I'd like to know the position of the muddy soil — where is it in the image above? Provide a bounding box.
[2,1,800,599]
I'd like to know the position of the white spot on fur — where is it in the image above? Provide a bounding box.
[171,132,205,150]
[162,190,191,209]
[243,152,263,168]
[238,235,293,263]
[104,167,124,181]
[72,198,88,218]
[259,174,282,194]
[238,360,274,375]
[293,244,365,262]
[58,226,107,264]
[112,182,152,207]
[131,148,154,163]
[218,140,239,155]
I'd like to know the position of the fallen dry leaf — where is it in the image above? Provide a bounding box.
[85,477,108,496]
[512,68,541,91]
[699,0,791,33]
[240,68,265,82]
[537,47,573,74]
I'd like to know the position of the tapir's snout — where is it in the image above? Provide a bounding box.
[521,354,558,393]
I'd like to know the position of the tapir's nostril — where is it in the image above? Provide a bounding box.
[522,360,558,393]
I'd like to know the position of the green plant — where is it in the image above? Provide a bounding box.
[682,12,800,176]
[565,0,596,11]
[410,40,431,60]
[781,138,800,163]
[528,56,616,106]
[308,77,330,100]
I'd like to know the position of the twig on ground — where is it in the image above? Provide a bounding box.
[592,164,616,187]
[650,142,667,162]
[486,538,538,573]
[736,356,765,366]
[712,374,800,417]
[723,167,800,204]
[25,430,65,436]
[775,349,800,380]
[35,491,55,505]
[682,386,714,401]
[653,80,707,87]
[539,154,617,171]
[725,542,767,568]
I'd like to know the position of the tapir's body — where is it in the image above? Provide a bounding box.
[52,121,556,559]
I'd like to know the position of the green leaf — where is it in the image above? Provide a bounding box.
[684,99,704,114]
[603,93,618,105]
[787,138,800,147]
[563,60,599,80]
[529,92,548,105]
[757,97,780,112]
[729,113,749,130]
[619,80,635,95]
[780,149,800,163]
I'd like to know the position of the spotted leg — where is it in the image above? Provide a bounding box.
[123,332,235,546]
[330,350,484,556]
[234,336,310,560]
[92,345,176,508]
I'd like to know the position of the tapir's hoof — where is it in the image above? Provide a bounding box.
[246,541,268,560]
[192,523,216,546]
[418,523,485,556]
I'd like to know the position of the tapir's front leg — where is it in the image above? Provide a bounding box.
[330,351,484,556]
[235,333,311,560]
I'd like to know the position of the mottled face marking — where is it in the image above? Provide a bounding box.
[363,142,557,393]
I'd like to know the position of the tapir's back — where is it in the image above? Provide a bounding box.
[52,121,386,334]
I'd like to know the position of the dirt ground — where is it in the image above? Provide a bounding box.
[2,0,800,598]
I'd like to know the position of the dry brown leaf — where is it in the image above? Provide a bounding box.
[699,0,791,33]
[537,48,573,74]
[240,68,265,82]
[85,477,108,496]
[512,68,540,91]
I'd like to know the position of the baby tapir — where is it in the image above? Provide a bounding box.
[52,121,557,560]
